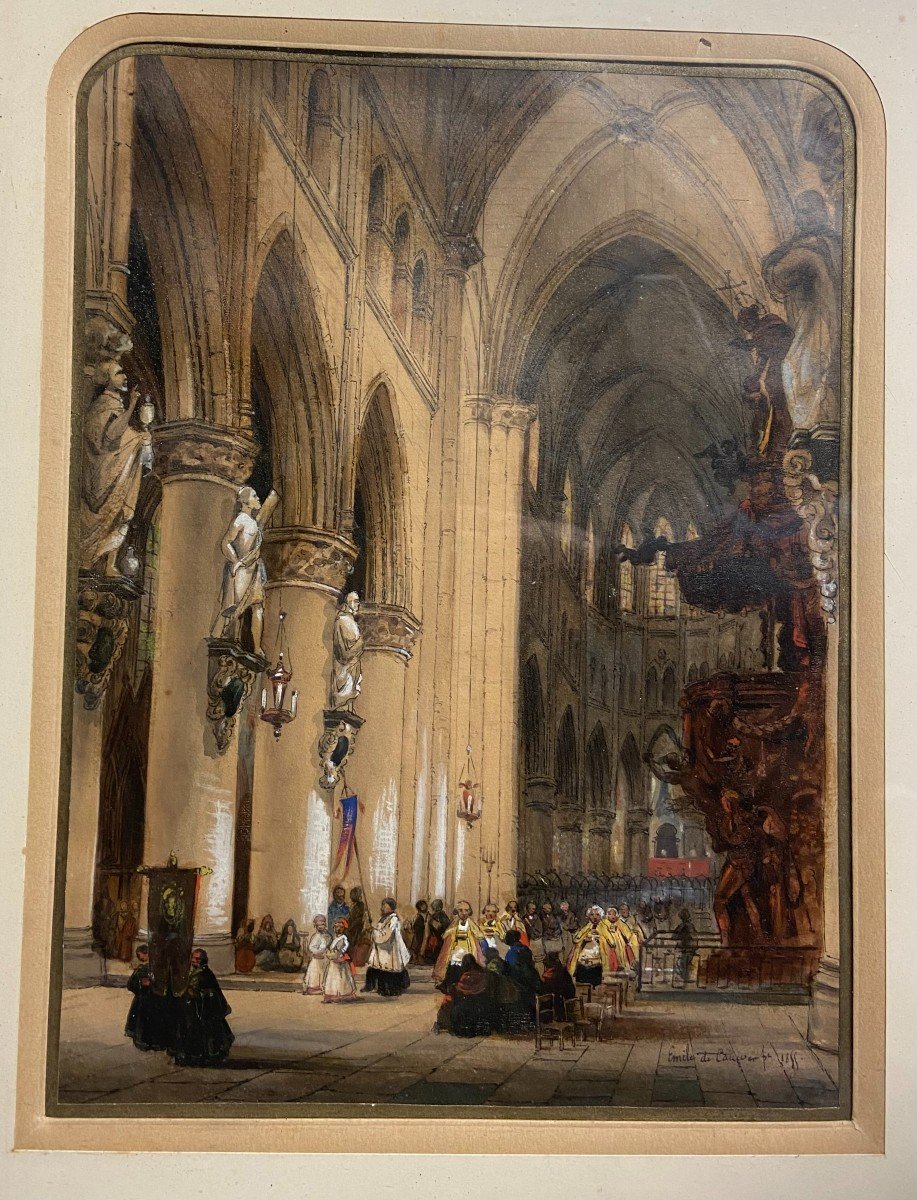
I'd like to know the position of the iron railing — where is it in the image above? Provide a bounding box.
[517,871,717,916]
[637,934,819,993]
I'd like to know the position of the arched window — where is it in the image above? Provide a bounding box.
[270,62,290,115]
[585,512,596,605]
[366,164,389,291]
[521,656,546,777]
[368,164,387,226]
[526,415,540,491]
[409,255,429,360]
[661,664,677,710]
[560,471,574,561]
[302,69,340,199]
[619,523,635,612]
[555,708,578,803]
[645,667,659,711]
[134,509,161,689]
[586,725,610,808]
[648,517,678,616]
[391,211,411,332]
[654,823,679,858]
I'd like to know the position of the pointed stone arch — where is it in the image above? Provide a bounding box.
[585,723,611,809]
[352,379,411,608]
[249,228,337,528]
[132,56,228,422]
[521,654,547,777]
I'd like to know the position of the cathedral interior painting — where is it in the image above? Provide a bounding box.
[55,45,848,1114]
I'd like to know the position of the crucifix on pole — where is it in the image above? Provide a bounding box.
[481,846,497,905]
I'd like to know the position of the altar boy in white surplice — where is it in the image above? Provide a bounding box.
[302,915,332,995]
[322,918,358,1003]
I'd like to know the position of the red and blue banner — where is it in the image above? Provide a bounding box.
[333,794,359,872]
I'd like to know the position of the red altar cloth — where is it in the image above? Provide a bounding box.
[647,857,710,878]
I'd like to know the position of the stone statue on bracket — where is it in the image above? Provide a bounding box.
[762,190,841,433]
[330,591,363,711]
[80,356,154,576]
[211,486,279,658]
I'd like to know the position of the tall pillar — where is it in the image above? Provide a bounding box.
[783,439,841,1053]
[142,422,257,974]
[493,401,537,903]
[424,234,481,905]
[62,701,105,985]
[346,604,420,913]
[586,809,615,874]
[522,776,555,876]
[454,397,534,908]
[247,528,355,928]
[554,806,583,875]
[808,617,841,1050]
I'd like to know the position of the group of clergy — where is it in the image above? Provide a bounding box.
[300,896,414,1003]
[427,899,645,1037]
[124,944,235,1066]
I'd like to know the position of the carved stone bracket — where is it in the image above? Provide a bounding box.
[74,573,141,709]
[783,445,840,622]
[492,399,537,432]
[318,709,365,791]
[263,527,358,593]
[205,639,266,753]
[360,603,422,661]
[153,420,258,486]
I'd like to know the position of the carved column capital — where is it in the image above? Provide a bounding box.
[524,776,557,814]
[360,603,422,661]
[463,395,494,426]
[153,420,258,486]
[443,233,483,276]
[492,398,537,432]
[263,527,358,593]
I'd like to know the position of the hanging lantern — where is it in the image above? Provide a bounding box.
[457,744,483,828]
[259,612,298,740]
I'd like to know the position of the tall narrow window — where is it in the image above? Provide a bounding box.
[618,523,635,612]
[409,255,429,360]
[648,517,678,616]
[270,62,290,115]
[526,414,540,491]
[585,512,596,605]
[366,163,388,290]
[560,470,574,561]
[134,511,161,690]
[391,211,411,332]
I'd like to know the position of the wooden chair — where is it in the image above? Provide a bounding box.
[535,993,575,1051]
[574,982,593,1004]
[565,995,607,1044]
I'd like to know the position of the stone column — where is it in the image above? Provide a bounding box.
[246,528,355,928]
[554,805,583,875]
[142,422,257,974]
[62,701,105,985]
[586,809,615,874]
[492,401,537,903]
[424,234,481,905]
[625,812,650,874]
[783,440,841,1053]
[522,776,555,876]
[85,56,136,331]
[346,604,420,913]
[808,617,841,1051]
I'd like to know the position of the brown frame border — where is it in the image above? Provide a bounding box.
[15,12,885,1154]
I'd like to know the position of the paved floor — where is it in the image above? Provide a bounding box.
[56,980,840,1112]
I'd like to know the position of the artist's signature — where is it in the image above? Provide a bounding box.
[666,1046,801,1071]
